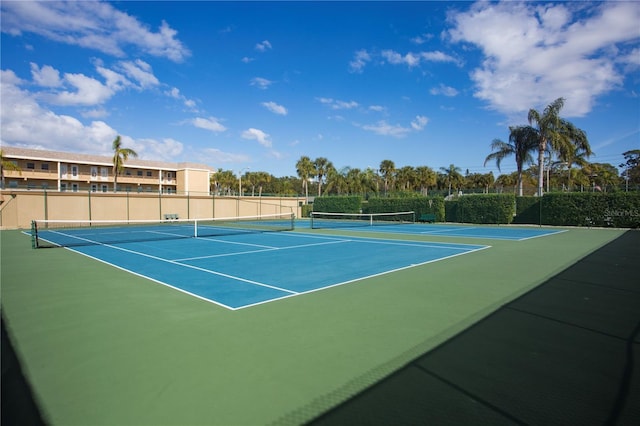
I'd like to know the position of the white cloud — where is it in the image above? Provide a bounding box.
[241,56,254,63]
[381,49,460,68]
[360,115,428,138]
[411,115,429,130]
[1,69,116,152]
[190,117,227,133]
[262,101,288,115]
[349,49,371,73]
[117,59,159,89]
[411,33,434,45]
[430,84,459,97]
[368,105,386,112]
[250,77,273,89]
[317,97,359,110]
[1,69,187,161]
[241,128,272,147]
[46,72,115,106]
[0,1,190,62]
[447,1,640,117]
[255,40,272,52]
[30,63,61,87]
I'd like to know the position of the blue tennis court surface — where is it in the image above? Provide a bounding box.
[57,232,488,310]
[299,221,566,241]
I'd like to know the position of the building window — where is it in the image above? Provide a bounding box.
[91,184,97,192]
[71,165,78,177]
[101,185,108,192]
[9,181,18,188]
[72,183,79,192]
[91,167,98,178]
[27,162,35,169]
[41,163,49,171]
[125,169,132,176]
[146,171,152,177]
[137,170,143,176]
[60,183,67,191]
[101,167,108,179]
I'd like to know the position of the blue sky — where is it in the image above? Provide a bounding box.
[1,1,639,179]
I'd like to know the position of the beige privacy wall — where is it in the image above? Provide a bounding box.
[0,190,304,229]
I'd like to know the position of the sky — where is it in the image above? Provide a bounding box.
[1,0,639,179]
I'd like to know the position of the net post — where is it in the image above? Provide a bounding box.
[194,219,198,238]
[30,220,38,249]
[369,214,373,226]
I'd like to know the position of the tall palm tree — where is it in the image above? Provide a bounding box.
[1,149,22,189]
[112,135,138,192]
[484,125,537,196]
[379,159,396,194]
[439,164,463,196]
[527,97,565,196]
[295,156,314,200]
[555,121,592,191]
[313,157,332,196]
[415,166,436,196]
[396,166,416,191]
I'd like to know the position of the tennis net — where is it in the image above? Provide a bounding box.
[31,212,295,248]
[310,211,415,230]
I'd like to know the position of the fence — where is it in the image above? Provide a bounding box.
[0,190,305,230]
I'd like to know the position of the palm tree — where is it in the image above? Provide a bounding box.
[439,164,463,196]
[112,135,137,192]
[396,166,416,191]
[212,169,236,195]
[313,157,332,196]
[296,156,315,200]
[1,149,22,189]
[415,166,436,195]
[528,98,565,196]
[379,159,396,194]
[484,125,538,196]
[555,122,592,191]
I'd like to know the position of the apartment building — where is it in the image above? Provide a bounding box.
[1,146,215,195]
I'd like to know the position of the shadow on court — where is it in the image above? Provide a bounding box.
[1,312,47,425]
[308,230,640,426]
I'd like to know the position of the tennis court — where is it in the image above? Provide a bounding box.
[304,212,565,241]
[31,218,488,309]
[2,219,634,425]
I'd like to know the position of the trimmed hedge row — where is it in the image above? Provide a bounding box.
[312,196,363,214]
[513,193,640,227]
[446,194,516,224]
[311,193,640,227]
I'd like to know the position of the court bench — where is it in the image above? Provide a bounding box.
[418,213,436,223]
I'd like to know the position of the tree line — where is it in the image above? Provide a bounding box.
[211,97,639,198]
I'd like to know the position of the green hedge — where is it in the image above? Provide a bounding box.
[312,196,363,213]
[365,197,445,222]
[449,194,516,224]
[513,196,540,224]
[540,192,640,227]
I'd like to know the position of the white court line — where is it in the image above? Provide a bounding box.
[516,229,568,241]
[174,239,351,262]
[235,244,492,310]
[43,230,298,295]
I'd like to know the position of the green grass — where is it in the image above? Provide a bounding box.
[0,226,625,425]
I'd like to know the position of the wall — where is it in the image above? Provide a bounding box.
[0,190,304,229]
